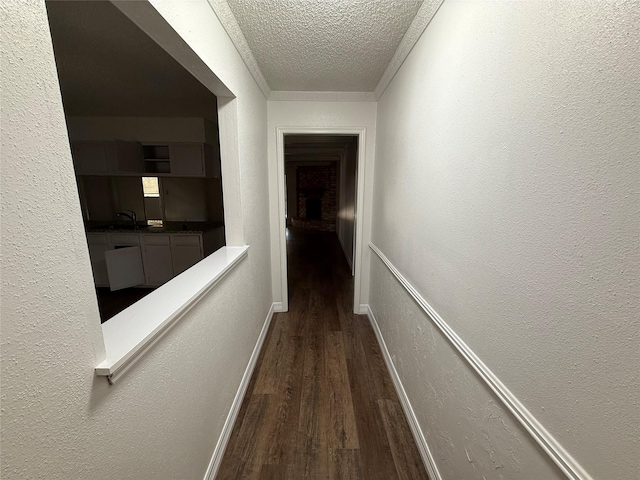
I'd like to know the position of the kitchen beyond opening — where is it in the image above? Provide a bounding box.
[45,1,226,323]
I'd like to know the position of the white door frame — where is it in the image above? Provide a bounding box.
[276,127,366,314]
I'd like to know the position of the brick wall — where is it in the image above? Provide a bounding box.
[293,164,337,231]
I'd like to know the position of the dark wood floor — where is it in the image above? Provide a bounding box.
[217,228,428,479]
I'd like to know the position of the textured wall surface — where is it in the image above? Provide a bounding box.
[1,1,271,479]
[227,0,422,91]
[369,256,563,479]
[371,1,639,479]
[267,101,377,308]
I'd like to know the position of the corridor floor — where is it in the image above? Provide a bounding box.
[216,229,428,479]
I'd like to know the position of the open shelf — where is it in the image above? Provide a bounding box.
[143,145,171,174]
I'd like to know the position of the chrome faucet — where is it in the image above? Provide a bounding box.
[116,210,137,228]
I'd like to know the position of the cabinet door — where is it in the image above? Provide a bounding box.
[171,245,203,276]
[170,144,204,176]
[71,141,109,174]
[87,235,110,287]
[143,245,174,286]
[114,140,143,173]
[105,246,145,291]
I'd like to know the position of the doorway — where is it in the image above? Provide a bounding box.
[277,130,365,313]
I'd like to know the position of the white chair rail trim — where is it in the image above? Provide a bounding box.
[368,242,593,480]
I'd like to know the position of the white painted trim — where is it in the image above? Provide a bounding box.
[275,127,367,315]
[114,1,235,98]
[368,243,594,480]
[95,246,249,382]
[217,97,245,246]
[204,302,277,480]
[362,304,442,480]
[275,129,289,311]
[374,0,445,99]
[268,91,376,102]
[273,302,284,313]
[205,0,271,99]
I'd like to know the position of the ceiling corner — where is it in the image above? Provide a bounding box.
[206,0,271,99]
[374,0,445,100]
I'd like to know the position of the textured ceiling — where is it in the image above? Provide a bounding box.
[46,1,217,120]
[226,0,424,92]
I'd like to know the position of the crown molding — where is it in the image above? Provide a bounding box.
[374,0,445,100]
[206,0,271,99]
[268,91,376,102]
[207,0,444,102]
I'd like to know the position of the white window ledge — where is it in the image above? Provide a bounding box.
[95,245,249,383]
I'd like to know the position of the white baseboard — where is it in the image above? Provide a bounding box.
[203,302,276,480]
[368,243,593,480]
[357,304,369,315]
[362,304,443,480]
[272,301,285,313]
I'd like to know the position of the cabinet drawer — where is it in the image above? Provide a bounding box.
[109,233,140,245]
[143,234,170,245]
[87,233,108,245]
[171,234,202,246]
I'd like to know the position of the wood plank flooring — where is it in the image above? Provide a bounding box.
[217,229,428,479]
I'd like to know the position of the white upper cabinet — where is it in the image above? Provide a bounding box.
[170,143,204,176]
[142,142,219,178]
[114,140,144,173]
[71,141,110,174]
[73,140,219,178]
[71,140,143,175]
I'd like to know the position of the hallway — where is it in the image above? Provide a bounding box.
[217,229,428,479]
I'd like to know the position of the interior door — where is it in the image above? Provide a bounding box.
[105,246,145,291]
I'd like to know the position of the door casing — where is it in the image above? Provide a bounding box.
[275,127,367,313]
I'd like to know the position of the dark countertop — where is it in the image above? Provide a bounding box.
[87,221,224,235]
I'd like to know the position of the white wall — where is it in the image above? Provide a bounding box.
[267,100,377,310]
[337,143,357,271]
[1,1,271,479]
[370,1,639,479]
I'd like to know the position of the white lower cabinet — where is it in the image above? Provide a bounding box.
[171,234,204,276]
[171,245,203,276]
[142,235,173,286]
[86,231,204,289]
